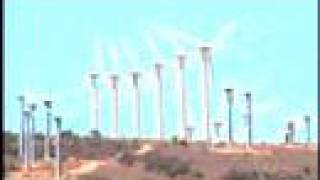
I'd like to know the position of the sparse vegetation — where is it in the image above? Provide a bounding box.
[4,154,19,172]
[144,152,204,179]
[178,139,188,147]
[3,131,317,180]
[130,138,141,150]
[223,167,317,180]
[191,170,204,179]
[171,136,178,146]
[114,150,135,166]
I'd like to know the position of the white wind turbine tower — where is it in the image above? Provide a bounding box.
[28,103,37,167]
[23,110,31,172]
[109,73,120,139]
[198,42,213,144]
[43,98,53,161]
[17,95,26,159]
[154,62,164,140]
[176,52,187,140]
[130,71,142,139]
[86,40,105,133]
[244,92,252,146]
[88,73,100,132]
[54,116,62,180]
[287,120,295,144]
[304,115,311,145]
[24,91,42,172]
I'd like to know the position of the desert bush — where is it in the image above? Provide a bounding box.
[4,154,19,171]
[302,166,311,175]
[191,170,204,179]
[90,130,102,140]
[115,139,129,152]
[178,139,188,147]
[171,136,178,146]
[4,132,18,156]
[223,168,255,180]
[166,158,190,178]
[223,168,308,180]
[144,152,162,173]
[114,151,135,166]
[214,141,227,148]
[144,152,191,178]
[78,174,112,180]
[129,139,140,150]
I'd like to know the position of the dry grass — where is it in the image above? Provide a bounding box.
[4,132,317,180]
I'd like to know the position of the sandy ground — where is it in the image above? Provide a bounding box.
[68,160,100,175]
[211,146,273,156]
[134,143,154,155]
[5,159,104,180]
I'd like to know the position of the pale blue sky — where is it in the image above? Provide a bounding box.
[5,0,317,143]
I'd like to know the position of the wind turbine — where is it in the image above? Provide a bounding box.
[130,71,142,139]
[28,103,37,166]
[54,116,62,180]
[304,115,311,145]
[154,62,164,140]
[176,52,187,140]
[23,110,31,172]
[224,88,234,144]
[17,95,25,159]
[244,92,252,146]
[86,40,105,135]
[287,120,295,144]
[43,99,53,161]
[109,73,120,139]
[88,72,100,132]
[198,42,213,144]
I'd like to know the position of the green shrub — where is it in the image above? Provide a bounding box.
[130,139,140,150]
[191,170,204,179]
[166,158,190,178]
[171,136,178,146]
[114,151,135,166]
[302,166,311,175]
[178,140,188,147]
[144,153,162,173]
[223,168,307,180]
[144,153,191,178]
